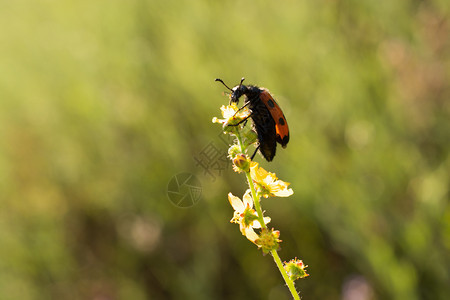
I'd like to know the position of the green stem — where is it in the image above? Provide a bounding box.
[233,129,300,300]
[234,129,266,229]
[271,249,301,300]
[244,171,266,229]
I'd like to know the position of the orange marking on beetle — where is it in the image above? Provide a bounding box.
[259,90,290,147]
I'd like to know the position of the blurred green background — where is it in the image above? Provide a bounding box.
[0,0,449,299]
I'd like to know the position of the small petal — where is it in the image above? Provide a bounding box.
[251,216,271,229]
[228,193,244,212]
[242,189,253,208]
[273,187,294,197]
[244,227,259,243]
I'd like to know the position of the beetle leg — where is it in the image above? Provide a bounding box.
[250,145,260,160]
[226,112,253,127]
[232,101,251,117]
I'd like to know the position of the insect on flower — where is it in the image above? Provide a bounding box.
[215,78,289,162]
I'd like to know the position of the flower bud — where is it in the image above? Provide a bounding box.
[255,228,281,254]
[283,258,309,281]
[233,154,251,173]
[227,144,241,160]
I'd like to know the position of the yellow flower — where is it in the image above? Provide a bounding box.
[250,162,293,198]
[212,104,250,128]
[228,190,271,241]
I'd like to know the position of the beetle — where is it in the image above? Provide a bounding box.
[215,77,289,162]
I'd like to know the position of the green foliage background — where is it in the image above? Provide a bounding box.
[0,1,449,299]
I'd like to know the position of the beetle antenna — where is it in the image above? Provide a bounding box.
[215,78,233,91]
[239,77,245,88]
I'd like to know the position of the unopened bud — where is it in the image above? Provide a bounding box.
[233,154,251,173]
